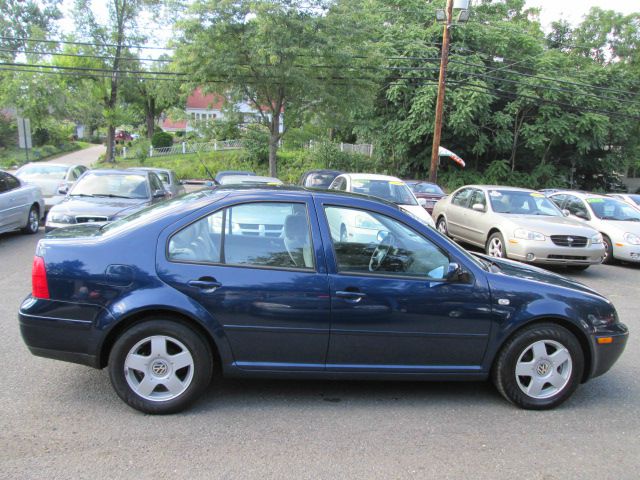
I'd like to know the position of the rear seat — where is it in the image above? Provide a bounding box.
[210,233,295,267]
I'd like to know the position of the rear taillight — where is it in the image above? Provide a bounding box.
[32,256,50,299]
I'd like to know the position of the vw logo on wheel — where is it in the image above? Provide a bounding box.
[151,360,168,376]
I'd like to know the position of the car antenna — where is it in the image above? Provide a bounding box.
[197,155,216,183]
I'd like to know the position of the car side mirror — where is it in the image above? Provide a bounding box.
[153,189,167,198]
[445,262,472,283]
[418,198,427,207]
[562,209,570,217]
[377,230,390,243]
[574,211,588,220]
[57,185,68,195]
[471,203,485,212]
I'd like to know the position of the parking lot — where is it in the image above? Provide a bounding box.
[1,228,638,479]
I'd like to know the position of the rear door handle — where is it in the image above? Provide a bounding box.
[336,290,366,303]
[188,278,222,293]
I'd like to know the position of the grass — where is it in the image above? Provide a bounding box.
[0,141,94,169]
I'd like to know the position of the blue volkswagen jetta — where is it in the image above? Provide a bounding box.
[20,187,628,414]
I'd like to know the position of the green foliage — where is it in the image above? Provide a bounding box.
[151,131,173,148]
[242,124,270,163]
[0,115,17,149]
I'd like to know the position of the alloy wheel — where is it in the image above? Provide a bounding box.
[515,339,572,399]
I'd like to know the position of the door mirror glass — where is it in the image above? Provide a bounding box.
[471,203,485,212]
[418,198,427,207]
[57,185,68,195]
[153,189,166,198]
[562,209,570,217]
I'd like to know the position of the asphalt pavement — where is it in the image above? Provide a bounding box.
[0,229,638,480]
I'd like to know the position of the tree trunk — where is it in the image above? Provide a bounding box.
[106,124,116,163]
[268,111,281,177]
[105,0,126,163]
[146,97,156,139]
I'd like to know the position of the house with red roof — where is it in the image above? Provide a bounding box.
[162,87,283,134]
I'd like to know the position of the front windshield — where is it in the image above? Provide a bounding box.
[70,173,149,199]
[16,165,67,179]
[488,190,562,216]
[352,179,418,205]
[586,197,640,221]
[410,183,444,195]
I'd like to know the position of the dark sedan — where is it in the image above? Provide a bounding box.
[20,187,627,414]
[45,169,170,231]
[299,169,343,188]
[405,180,446,214]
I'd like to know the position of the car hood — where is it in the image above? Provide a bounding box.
[400,204,435,227]
[478,254,603,298]
[51,196,151,219]
[500,214,598,235]
[594,219,640,235]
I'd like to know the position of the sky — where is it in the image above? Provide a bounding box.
[525,0,638,28]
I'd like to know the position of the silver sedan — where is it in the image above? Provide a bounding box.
[432,185,605,269]
[0,170,45,235]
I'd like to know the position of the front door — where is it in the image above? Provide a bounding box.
[157,198,331,370]
[317,203,493,372]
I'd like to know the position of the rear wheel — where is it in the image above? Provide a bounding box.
[486,232,506,258]
[22,205,40,234]
[108,319,213,414]
[492,323,583,409]
[436,217,449,237]
[601,234,614,264]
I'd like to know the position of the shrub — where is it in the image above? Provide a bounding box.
[242,124,269,163]
[33,127,50,147]
[151,131,173,148]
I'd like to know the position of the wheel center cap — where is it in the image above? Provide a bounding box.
[150,359,169,377]
[536,360,551,376]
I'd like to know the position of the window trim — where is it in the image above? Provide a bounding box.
[322,204,453,281]
[166,199,319,273]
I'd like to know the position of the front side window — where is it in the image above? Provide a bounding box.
[564,196,590,219]
[149,173,164,193]
[169,202,314,270]
[469,190,486,209]
[451,188,473,207]
[4,172,20,190]
[325,206,449,279]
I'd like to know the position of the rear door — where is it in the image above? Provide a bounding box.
[157,195,331,371]
[445,187,473,239]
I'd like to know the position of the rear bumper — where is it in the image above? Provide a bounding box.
[589,323,629,379]
[19,296,105,368]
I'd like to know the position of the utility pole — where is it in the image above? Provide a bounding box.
[429,0,454,184]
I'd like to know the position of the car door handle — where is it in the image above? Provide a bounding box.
[336,290,366,303]
[188,278,222,293]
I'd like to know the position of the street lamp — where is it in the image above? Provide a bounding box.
[429,0,471,184]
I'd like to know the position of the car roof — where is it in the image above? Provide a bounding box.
[460,185,536,193]
[340,173,403,182]
[304,169,342,175]
[86,169,150,177]
[129,167,171,173]
[549,190,609,199]
[220,175,282,184]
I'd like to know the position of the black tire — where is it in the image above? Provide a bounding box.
[601,234,614,265]
[108,319,213,414]
[492,323,584,410]
[486,232,506,258]
[22,204,40,234]
[436,217,449,237]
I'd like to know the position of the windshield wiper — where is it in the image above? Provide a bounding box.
[70,193,95,197]
[93,194,135,199]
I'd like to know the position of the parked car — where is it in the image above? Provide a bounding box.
[217,175,283,186]
[432,185,605,270]
[548,191,640,264]
[404,180,446,214]
[214,170,255,184]
[45,169,170,232]
[115,131,133,143]
[20,187,628,413]
[609,193,640,210]
[0,170,44,235]
[299,169,343,189]
[128,167,186,198]
[328,174,435,242]
[15,163,88,212]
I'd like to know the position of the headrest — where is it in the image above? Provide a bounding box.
[284,215,308,240]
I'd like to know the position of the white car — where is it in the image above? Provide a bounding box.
[218,175,283,186]
[0,170,45,235]
[549,191,640,264]
[609,193,640,210]
[15,163,88,211]
[327,173,435,243]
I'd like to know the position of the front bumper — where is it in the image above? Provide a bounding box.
[589,323,629,379]
[612,242,640,263]
[506,238,605,266]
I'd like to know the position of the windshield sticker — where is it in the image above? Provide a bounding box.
[489,191,502,197]
[390,181,404,186]
[352,181,364,188]
[587,198,605,203]
[530,192,544,198]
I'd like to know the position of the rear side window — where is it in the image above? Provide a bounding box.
[168,202,314,270]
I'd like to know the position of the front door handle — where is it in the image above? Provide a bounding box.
[336,290,366,303]
[188,278,222,293]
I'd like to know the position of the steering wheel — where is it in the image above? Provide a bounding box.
[369,233,395,272]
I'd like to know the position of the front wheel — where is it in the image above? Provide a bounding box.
[492,323,583,409]
[22,205,40,234]
[601,234,614,264]
[486,232,506,258]
[108,319,213,414]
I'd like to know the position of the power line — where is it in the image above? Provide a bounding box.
[0,35,172,51]
[0,61,185,76]
[0,47,171,63]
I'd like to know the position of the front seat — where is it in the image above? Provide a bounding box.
[283,215,313,268]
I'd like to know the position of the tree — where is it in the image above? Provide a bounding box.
[72,0,161,162]
[175,0,379,176]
